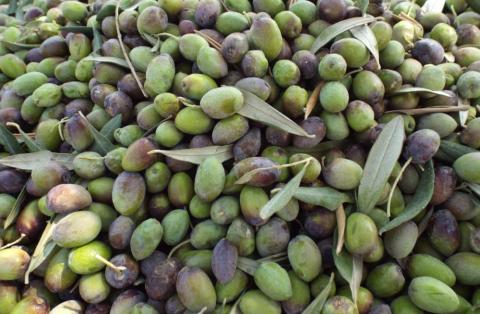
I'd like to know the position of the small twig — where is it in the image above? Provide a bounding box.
[115,1,148,98]
[167,239,191,259]
[95,254,126,273]
[0,233,26,250]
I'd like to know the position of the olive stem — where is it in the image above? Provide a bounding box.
[94,254,126,273]
[386,157,413,217]
[0,233,26,250]
[167,239,191,259]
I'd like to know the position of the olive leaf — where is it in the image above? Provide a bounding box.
[439,140,478,161]
[7,0,17,14]
[379,160,434,234]
[418,207,434,236]
[302,273,334,314]
[304,82,324,120]
[286,140,345,155]
[391,87,452,97]
[79,112,116,155]
[293,187,353,211]
[468,184,480,199]
[92,27,103,52]
[0,151,75,170]
[310,16,376,54]
[335,204,346,254]
[2,40,40,52]
[357,116,405,214]
[149,145,233,164]
[7,122,43,152]
[83,54,130,69]
[24,216,60,284]
[99,114,122,141]
[350,256,363,306]
[236,257,259,276]
[386,106,470,115]
[459,98,470,127]
[0,123,24,154]
[259,162,307,220]
[355,0,369,14]
[60,26,94,36]
[3,185,27,229]
[422,0,446,13]
[351,25,380,68]
[237,88,314,138]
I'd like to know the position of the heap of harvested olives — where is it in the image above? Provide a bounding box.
[1,0,480,313]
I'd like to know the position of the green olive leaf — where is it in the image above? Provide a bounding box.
[79,112,116,155]
[2,40,40,52]
[6,122,43,152]
[418,207,434,236]
[0,151,75,170]
[386,105,470,116]
[350,256,363,306]
[0,123,24,154]
[50,300,84,314]
[355,0,369,14]
[379,160,435,234]
[237,88,314,138]
[60,26,94,36]
[302,273,335,314]
[259,163,307,220]
[459,98,470,127]
[310,16,376,54]
[149,145,233,164]
[294,187,353,211]
[439,140,478,161]
[83,54,129,69]
[24,216,61,284]
[351,25,379,68]
[422,0,446,13]
[92,27,103,52]
[286,140,345,155]
[236,257,259,276]
[3,185,27,229]
[357,116,405,214]
[391,87,452,97]
[100,114,122,140]
[468,183,480,198]
[7,0,17,14]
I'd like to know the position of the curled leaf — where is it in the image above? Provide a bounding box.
[304,82,324,120]
[149,145,233,164]
[459,98,470,127]
[237,88,314,138]
[357,116,404,214]
[379,160,434,234]
[335,205,346,254]
[310,16,376,53]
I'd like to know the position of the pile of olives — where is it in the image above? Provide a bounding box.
[1,0,480,313]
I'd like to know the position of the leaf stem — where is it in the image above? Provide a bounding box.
[0,233,25,250]
[95,254,126,273]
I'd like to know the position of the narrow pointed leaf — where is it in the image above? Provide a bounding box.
[350,256,363,306]
[418,207,434,236]
[83,55,129,69]
[260,163,307,220]
[357,116,404,214]
[294,187,353,211]
[93,27,103,52]
[0,151,75,170]
[459,98,470,127]
[3,185,27,229]
[386,106,470,115]
[79,113,115,155]
[149,145,233,164]
[7,123,43,152]
[422,0,445,13]
[468,183,480,198]
[100,114,122,140]
[355,0,369,14]
[310,16,376,53]
[0,123,24,154]
[237,88,314,138]
[333,247,353,282]
[391,87,452,97]
[336,205,346,254]
[379,160,434,234]
[24,216,61,284]
[351,25,379,67]
[236,257,259,276]
[302,273,335,314]
[2,41,40,51]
